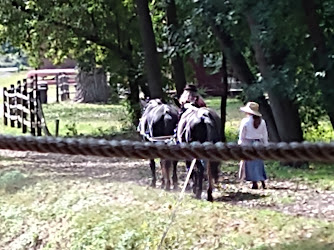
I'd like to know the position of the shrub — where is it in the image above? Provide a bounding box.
[0,170,27,192]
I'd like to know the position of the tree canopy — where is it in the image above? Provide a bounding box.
[0,0,333,141]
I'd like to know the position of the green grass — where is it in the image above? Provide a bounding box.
[42,102,133,137]
[267,162,334,189]
[206,97,244,142]
[0,176,333,250]
[0,70,28,87]
[0,70,28,103]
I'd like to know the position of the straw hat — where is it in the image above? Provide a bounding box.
[240,102,262,117]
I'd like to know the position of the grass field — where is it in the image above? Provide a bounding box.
[1,71,334,249]
[0,152,333,250]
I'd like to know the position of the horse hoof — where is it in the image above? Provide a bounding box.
[151,182,156,188]
[173,186,179,191]
[207,194,214,202]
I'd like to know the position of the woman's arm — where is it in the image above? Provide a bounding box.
[238,119,247,145]
[262,120,269,145]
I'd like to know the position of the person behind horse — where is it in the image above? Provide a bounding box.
[238,102,268,189]
[178,84,206,117]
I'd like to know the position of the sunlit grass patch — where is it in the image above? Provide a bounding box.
[266,162,334,190]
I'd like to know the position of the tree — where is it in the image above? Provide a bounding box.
[208,16,281,142]
[220,54,228,142]
[301,0,334,129]
[166,0,187,97]
[0,0,144,123]
[244,7,304,143]
[135,0,163,99]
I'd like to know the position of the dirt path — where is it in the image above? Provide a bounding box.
[1,149,333,222]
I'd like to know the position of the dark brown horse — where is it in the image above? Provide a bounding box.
[177,104,221,201]
[138,99,179,190]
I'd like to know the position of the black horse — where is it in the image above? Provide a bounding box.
[138,99,179,190]
[177,104,221,201]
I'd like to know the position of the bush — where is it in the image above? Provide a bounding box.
[0,170,27,192]
[303,121,334,142]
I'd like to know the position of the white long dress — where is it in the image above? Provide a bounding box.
[238,116,268,181]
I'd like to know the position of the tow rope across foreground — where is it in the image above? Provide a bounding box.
[0,135,334,162]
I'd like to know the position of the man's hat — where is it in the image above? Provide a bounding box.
[184,84,198,92]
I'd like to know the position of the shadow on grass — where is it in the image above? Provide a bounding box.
[216,191,266,202]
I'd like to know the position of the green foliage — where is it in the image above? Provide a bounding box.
[303,121,334,142]
[0,170,27,192]
[65,123,78,137]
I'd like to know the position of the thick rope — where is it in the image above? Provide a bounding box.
[0,135,334,162]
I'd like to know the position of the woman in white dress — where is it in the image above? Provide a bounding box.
[238,102,268,189]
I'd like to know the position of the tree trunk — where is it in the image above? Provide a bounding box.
[301,0,334,128]
[166,0,187,97]
[135,0,163,99]
[220,54,228,142]
[129,77,141,126]
[246,14,304,143]
[210,23,281,142]
[74,68,110,103]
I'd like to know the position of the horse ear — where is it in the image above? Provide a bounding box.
[173,97,181,108]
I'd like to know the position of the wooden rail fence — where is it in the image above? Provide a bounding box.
[3,79,48,136]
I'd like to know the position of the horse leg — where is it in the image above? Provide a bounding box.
[165,160,171,191]
[192,163,197,195]
[207,161,214,202]
[172,161,178,190]
[160,160,165,189]
[196,160,204,199]
[211,161,220,184]
[150,159,156,188]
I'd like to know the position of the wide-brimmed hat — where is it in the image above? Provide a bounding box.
[240,102,262,117]
[184,84,198,92]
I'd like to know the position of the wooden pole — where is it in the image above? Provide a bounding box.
[22,81,28,134]
[16,81,22,129]
[3,87,8,126]
[55,119,59,137]
[29,91,36,136]
[56,74,59,103]
[9,84,15,127]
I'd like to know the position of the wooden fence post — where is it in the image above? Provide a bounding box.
[55,119,59,137]
[22,81,28,134]
[3,87,8,126]
[9,84,15,127]
[29,90,36,136]
[56,74,59,103]
[16,81,22,129]
[36,90,42,136]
